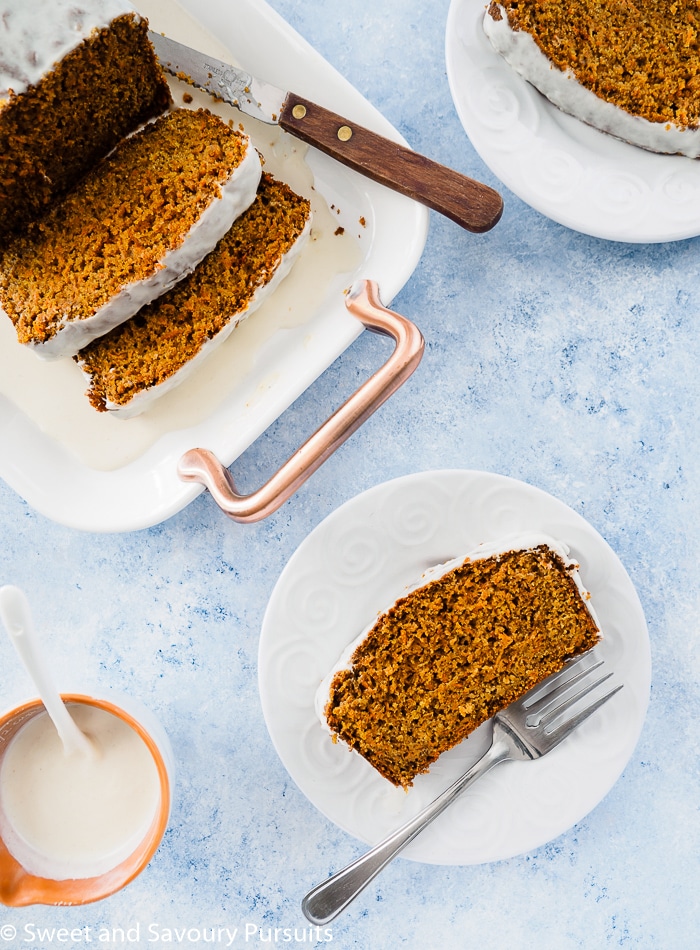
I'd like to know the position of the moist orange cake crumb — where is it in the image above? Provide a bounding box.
[0,6,171,235]
[323,543,600,788]
[75,173,312,416]
[486,0,700,129]
[0,108,260,358]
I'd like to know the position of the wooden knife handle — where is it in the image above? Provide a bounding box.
[279,94,503,233]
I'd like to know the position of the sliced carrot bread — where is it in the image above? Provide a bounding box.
[0,0,171,234]
[0,108,262,359]
[484,0,700,156]
[75,173,312,417]
[319,537,600,787]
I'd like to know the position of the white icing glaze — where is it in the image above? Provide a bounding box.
[0,0,136,101]
[18,137,262,360]
[314,533,600,730]
[0,705,160,880]
[483,4,700,159]
[84,214,313,418]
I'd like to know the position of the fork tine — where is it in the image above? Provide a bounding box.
[539,681,623,747]
[522,650,602,714]
[528,669,614,728]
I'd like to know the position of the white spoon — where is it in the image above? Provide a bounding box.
[0,585,95,758]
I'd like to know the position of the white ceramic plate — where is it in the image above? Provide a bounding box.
[445,0,700,243]
[0,0,428,532]
[259,470,651,865]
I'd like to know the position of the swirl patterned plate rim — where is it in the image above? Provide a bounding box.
[445,0,700,243]
[258,469,651,866]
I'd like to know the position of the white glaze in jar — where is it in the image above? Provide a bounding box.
[0,704,161,880]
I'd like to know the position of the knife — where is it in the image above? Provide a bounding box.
[148,31,503,233]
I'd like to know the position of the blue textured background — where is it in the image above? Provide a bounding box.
[0,0,697,947]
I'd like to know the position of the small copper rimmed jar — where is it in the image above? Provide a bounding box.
[0,693,173,907]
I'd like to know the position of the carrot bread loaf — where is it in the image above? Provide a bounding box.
[75,173,312,418]
[318,536,600,788]
[483,0,700,157]
[0,108,262,359]
[0,0,171,235]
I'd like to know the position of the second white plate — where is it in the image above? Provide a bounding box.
[445,0,700,243]
[259,470,651,865]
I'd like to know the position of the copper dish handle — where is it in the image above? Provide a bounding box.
[177,279,424,523]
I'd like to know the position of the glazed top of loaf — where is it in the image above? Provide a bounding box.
[0,0,136,99]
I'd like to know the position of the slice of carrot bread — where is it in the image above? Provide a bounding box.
[319,537,600,787]
[75,173,312,418]
[0,0,171,234]
[484,0,700,156]
[0,108,262,359]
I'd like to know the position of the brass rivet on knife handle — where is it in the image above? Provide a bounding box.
[337,125,353,142]
[177,280,425,524]
[279,94,503,233]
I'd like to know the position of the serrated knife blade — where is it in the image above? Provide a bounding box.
[148,31,503,233]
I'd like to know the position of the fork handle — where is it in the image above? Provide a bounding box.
[301,739,509,925]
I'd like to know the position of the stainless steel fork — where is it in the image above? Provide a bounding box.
[302,650,622,924]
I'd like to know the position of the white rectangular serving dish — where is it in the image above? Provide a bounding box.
[0,0,428,532]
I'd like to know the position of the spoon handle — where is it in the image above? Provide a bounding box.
[0,585,94,757]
